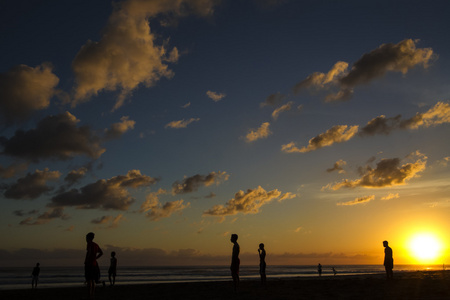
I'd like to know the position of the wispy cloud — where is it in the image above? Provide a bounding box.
[272,101,293,120]
[337,195,375,206]
[245,122,272,142]
[165,118,200,129]
[206,90,226,102]
[91,214,125,228]
[381,193,400,201]
[260,92,286,107]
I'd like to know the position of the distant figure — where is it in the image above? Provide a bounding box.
[383,240,393,280]
[108,251,117,286]
[230,234,240,292]
[317,263,322,276]
[332,267,337,276]
[85,232,103,299]
[258,243,266,285]
[31,263,40,289]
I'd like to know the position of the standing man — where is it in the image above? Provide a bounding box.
[383,240,393,280]
[258,243,266,285]
[31,262,40,289]
[85,232,103,299]
[230,234,240,292]
[317,263,322,276]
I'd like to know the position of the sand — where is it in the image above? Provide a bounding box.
[2,270,450,300]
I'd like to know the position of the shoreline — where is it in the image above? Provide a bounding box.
[1,270,449,299]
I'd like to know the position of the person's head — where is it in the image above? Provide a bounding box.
[86,232,95,242]
[36,263,40,267]
[383,240,388,247]
[111,251,116,257]
[259,243,264,250]
[231,234,238,243]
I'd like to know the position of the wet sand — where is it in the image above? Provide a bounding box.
[2,270,450,300]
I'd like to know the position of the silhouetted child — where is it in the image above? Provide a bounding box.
[31,263,40,289]
[230,234,240,292]
[85,232,103,299]
[383,240,393,280]
[317,263,322,276]
[332,267,337,276]
[108,251,117,286]
[258,243,266,285]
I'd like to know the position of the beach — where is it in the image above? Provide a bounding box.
[2,270,449,300]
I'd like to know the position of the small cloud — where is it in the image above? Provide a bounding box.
[165,118,200,129]
[19,208,68,225]
[206,90,226,102]
[282,125,358,153]
[381,193,400,201]
[182,102,191,108]
[272,102,294,120]
[64,167,89,187]
[0,162,28,179]
[337,195,375,206]
[245,122,272,142]
[91,214,125,228]
[4,168,61,200]
[172,171,229,194]
[260,92,286,107]
[104,116,136,140]
[326,160,347,173]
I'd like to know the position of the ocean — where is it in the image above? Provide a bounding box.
[0,264,444,290]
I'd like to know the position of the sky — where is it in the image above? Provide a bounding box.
[0,0,449,267]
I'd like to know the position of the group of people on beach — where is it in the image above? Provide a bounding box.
[31,232,393,298]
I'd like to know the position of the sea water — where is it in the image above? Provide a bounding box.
[0,264,444,290]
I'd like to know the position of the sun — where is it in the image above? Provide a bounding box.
[408,233,443,263]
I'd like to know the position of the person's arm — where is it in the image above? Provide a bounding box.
[97,247,103,259]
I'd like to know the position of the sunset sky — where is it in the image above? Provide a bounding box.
[1,0,449,267]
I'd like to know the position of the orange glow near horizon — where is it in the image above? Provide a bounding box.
[406,232,445,264]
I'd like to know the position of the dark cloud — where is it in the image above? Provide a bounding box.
[19,208,68,225]
[144,199,190,221]
[326,160,347,173]
[0,162,28,179]
[13,209,38,217]
[359,102,450,136]
[172,171,229,194]
[260,92,286,107]
[0,112,105,162]
[91,214,125,228]
[293,39,434,102]
[0,63,60,124]
[64,167,89,187]
[3,168,61,200]
[50,170,157,210]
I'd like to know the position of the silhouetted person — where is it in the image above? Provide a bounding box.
[85,232,103,299]
[108,251,117,286]
[383,240,393,280]
[230,234,240,292]
[258,243,266,285]
[332,267,337,276]
[317,263,322,276]
[31,263,40,289]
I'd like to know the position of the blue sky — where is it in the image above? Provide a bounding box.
[0,0,449,267]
